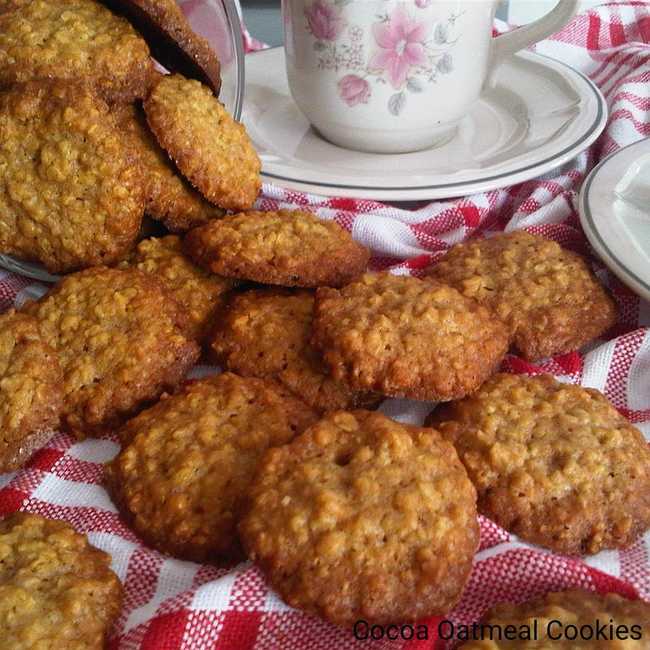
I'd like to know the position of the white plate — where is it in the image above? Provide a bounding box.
[243,47,607,201]
[579,138,650,304]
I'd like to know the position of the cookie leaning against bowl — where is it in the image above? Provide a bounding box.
[239,410,480,626]
[23,267,199,437]
[0,0,154,102]
[0,512,122,649]
[210,289,379,411]
[107,373,317,562]
[144,74,261,211]
[114,102,225,233]
[457,590,650,649]
[311,273,509,401]
[425,231,617,361]
[0,80,143,274]
[426,373,650,555]
[0,311,63,471]
[185,210,371,287]
[120,235,236,342]
[98,0,221,95]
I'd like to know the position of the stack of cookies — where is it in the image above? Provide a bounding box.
[0,0,648,643]
[0,0,260,274]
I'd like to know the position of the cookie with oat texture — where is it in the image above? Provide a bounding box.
[425,231,617,361]
[144,74,261,211]
[426,373,650,555]
[0,512,122,650]
[108,372,317,561]
[312,273,509,401]
[185,209,370,287]
[23,266,199,437]
[240,410,479,626]
[0,310,63,471]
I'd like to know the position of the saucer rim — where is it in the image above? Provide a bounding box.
[246,47,608,200]
[579,138,650,303]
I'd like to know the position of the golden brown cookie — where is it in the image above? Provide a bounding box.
[144,74,260,211]
[108,373,317,562]
[185,210,371,288]
[427,373,650,555]
[0,512,122,649]
[210,289,379,412]
[99,0,221,95]
[458,590,650,649]
[23,267,199,437]
[115,103,224,232]
[0,0,154,102]
[239,410,479,626]
[121,235,235,341]
[425,231,617,361]
[0,311,63,471]
[0,81,143,274]
[311,273,509,401]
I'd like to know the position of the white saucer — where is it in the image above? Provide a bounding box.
[243,47,607,201]
[579,138,650,304]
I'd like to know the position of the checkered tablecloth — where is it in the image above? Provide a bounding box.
[0,2,649,648]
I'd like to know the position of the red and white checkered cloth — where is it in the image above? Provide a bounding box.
[1,3,649,648]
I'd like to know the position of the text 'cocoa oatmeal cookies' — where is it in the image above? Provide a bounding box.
[0,311,63,472]
[311,273,509,401]
[144,74,261,211]
[115,102,224,233]
[185,210,371,288]
[425,231,617,361]
[23,267,199,437]
[427,373,650,555]
[0,81,144,274]
[0,0,154,102]
[121,235,236,342]
[108,373,317,562]
[239,410,479,626]
[0,512,122,650]
[210,289,379,412]
[98,0,222,95]
[458,590,650,649]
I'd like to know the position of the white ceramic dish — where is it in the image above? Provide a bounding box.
[579,138,650,304]
[0,0,245,283]
[243,46,607,201]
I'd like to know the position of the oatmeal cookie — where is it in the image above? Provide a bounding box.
[0,512,122,650]
[210,289,378,411]
[144,74,260,211]
[425,231,617,361]
[0,0,153,102]
[108,373,317,562]
[121,235,235,341]
[0,81,143,274]
[427,373,650,555]
[0,311,63,471]
[458,590,650,649]
[115,103,224,232]
[23,267,199,437]
[240,410,479,626]
[185,210,371,287]
[99,0,221,95]
[311,273,509,401]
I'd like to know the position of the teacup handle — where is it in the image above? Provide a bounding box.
[491,0,579,71]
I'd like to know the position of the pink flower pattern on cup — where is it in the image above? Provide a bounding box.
[369,6,430,89]
[338,74,371,106]
[304,2,460,115]
[305,0,346,41]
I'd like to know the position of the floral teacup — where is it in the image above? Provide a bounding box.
[282,0,578,153]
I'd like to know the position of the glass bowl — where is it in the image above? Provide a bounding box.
[0,0,245,283]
